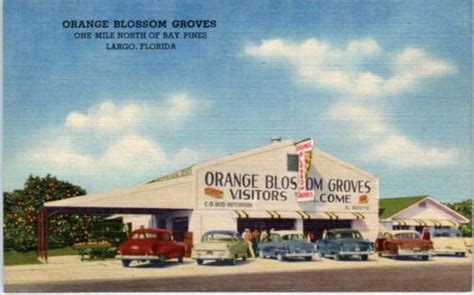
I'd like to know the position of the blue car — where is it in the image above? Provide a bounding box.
[258,230,316,261]
[316,229,373,261]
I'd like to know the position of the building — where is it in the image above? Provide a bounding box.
[44,138,380,244]
[379,196,469,232]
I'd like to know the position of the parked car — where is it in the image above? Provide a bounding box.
[258,230,315,261]
[192,230,248,265]
[117,228,186,267]
[316,229,374,261]
[375,230,433,260]
[432,228,466,257]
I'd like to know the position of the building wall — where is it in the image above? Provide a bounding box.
[396,199,461,221]
[189,210,237,244]
[192,142,380,242]
[121,215,154,231]
[352,212,380,241]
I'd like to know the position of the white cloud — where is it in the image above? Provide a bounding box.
[26,94,208,187]
[368,135,458,167]
[327,103,388,137]
[65,94,198,133]
[245,38,456,97]
[327,103,458,167]
[245,38,459,167]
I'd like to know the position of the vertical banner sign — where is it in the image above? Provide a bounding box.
[295,139,315,202]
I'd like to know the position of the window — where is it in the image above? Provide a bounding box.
[418,201,426,208]
[282,234,304,241]
[270,234,281,242]
[132,232,157,239]
[287,154,299,172]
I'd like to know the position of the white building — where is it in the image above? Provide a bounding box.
[45,138,380,243]
[379,196,469,232]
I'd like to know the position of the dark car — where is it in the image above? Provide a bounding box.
[117,228,186,267]
[258,230,316,261]
[316,229,374,261]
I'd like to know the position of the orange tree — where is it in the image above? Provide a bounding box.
[3,175,103,252]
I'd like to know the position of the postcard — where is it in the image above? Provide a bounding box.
[2,0,472,292]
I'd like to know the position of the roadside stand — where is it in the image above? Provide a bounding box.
[73,240,115,261]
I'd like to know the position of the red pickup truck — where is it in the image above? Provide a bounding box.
[117,228,186,267]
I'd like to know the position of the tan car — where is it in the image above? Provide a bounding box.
[192,230,248,265]
[432,229,467,257]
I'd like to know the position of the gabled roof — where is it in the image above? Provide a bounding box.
[150,138,376,182]
[379,196,428,219]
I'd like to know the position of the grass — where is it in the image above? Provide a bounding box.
[4,246,78,266]
[379,196,428,219]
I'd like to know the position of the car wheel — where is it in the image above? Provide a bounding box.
[277,253,285,261]
[459,252,466,257]
[378,252,382,257]
[242,254,247,261]
[196,259,203,265]
[304,256,312,261]
[319,251,325,258]
[361,254,368,261]
[121,259,131,267]
[178,256,184,263]
[421,255,429,261]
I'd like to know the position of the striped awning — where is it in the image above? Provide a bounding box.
[266,210,282,219]
[324,212,339,220]
[437,219,459,227]
[234,210,249,218]
[352,212,365,220]
[393,219,459,227]
[294,211,366,220]
[296,210,311,219]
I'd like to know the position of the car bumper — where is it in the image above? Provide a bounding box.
[120,255,161,260]
[382,250,434,257]
[284,251,315,258]
[339,251,373,256]
[192,252,232,260]
[434,249,466,255]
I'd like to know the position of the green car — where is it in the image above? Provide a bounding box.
[192,230,248,265]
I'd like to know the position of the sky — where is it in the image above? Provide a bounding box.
[3,0,472,203]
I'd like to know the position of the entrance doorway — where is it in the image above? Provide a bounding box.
[303,219,352,242]
[237,218,295,234]
[172,217,189,242]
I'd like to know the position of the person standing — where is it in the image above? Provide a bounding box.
[252,229,261,254]
[260,228,269,243]
[421,227,431,241]
[243,228,255,258]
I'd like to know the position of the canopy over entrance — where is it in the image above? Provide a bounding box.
[39,176,194,262]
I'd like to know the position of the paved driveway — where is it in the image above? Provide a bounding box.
[3,254,471,285]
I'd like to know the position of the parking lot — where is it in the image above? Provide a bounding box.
[3,253,471,286]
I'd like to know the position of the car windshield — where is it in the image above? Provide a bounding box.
[202,232,235,242]
[281,234,304,241]
[394,232,420,239]
[334,231,362,239]
[131,232,158,239]
[433,231,461,238]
